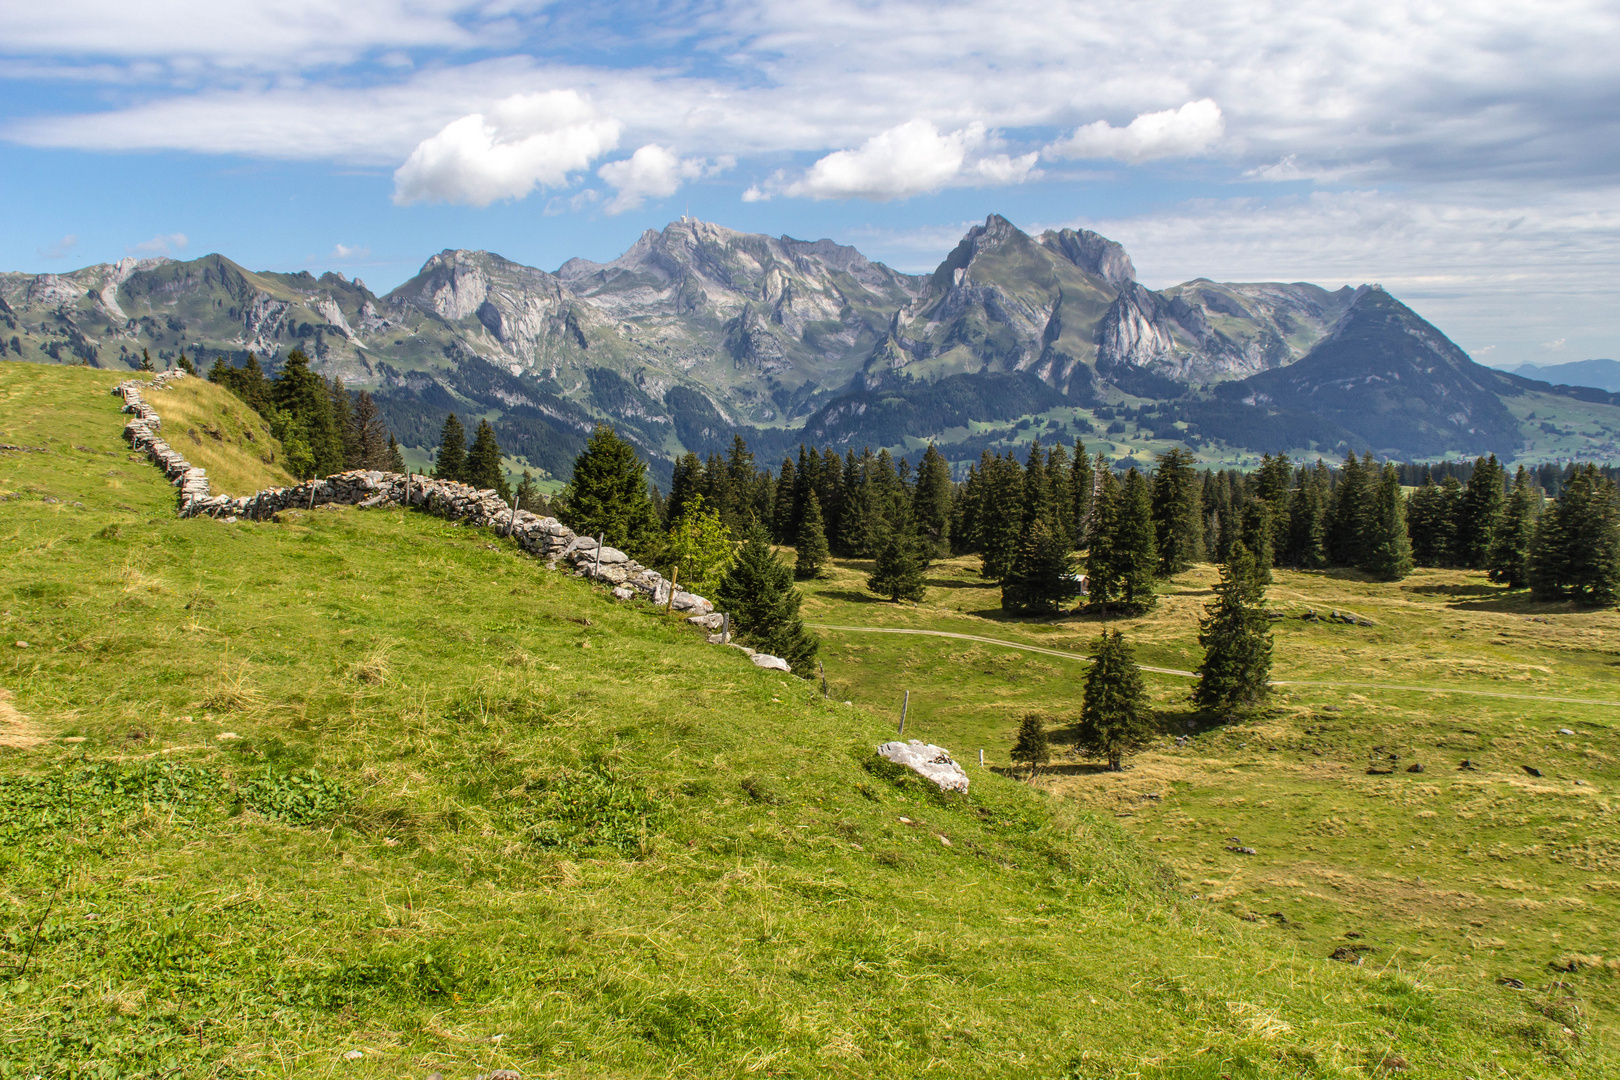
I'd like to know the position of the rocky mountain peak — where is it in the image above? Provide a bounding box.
[1038,228,1136,289]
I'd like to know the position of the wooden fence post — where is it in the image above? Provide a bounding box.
[898,690,909,735]
[507,494,519,535]
[666,566,679,615]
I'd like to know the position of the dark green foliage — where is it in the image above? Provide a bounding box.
[138,348,154,372]
[913,443,953,556]
[1360,464,1413,581]
[1001,515,1080,615]
[176,352,197,376]
[1528,464,1620,605]
[1284,464,1329,569]
[1240,498,1274,583]
[386,435,407,473]
[772,456,797,543]
[207,352,273,416]
[1488,468,1538,589]
[794,491,831,580]
[1070,445,1094,544]
[330,375,357,468]
[560,424,661,559]
[1328,453,1375,566]
[1195,542,1273,713]
[716,526,819,673]
[1458,454,1507,568]
[465,418,512,500]
[434,413,467,481]
[978,451,1024,580]
[1074,630,1154,771]
[1085,467,1122,610]
[515,469,548,514]
[666,451,702,524]
[238,768,352,826]
[867,508,928,602]
[1151,448,1202,577]
[1115,468,1159,614]
[1010,713,1051,777]
[1406,477,1459,567]
[349,390,392,470]
[271,350,344,477]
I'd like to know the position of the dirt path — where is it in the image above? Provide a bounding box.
[808,623,1620,707]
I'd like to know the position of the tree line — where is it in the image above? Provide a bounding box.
[206,350,404,479]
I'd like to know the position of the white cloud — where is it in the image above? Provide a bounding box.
[38,234,77,259]
[1541,338,1568,351]
[1045,99,1223,163]
[392,90,621,207]
[329,243,370,260]
[750,120,1037,202]
[597,145,731,215]
[127,232,187,256]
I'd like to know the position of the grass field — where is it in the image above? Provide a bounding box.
[0,359,1607,1077]
[795,550,1620,1064]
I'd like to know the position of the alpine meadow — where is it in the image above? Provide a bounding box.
[4,0,1620,1074]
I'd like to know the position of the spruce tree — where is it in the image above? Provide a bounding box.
[1151,448,1202,578]
[1488,467,1537,589]
[515,469,547,513]
[913,443,953,556]
[329,376,358,468]
[560,424,661,558]
[272,350,343,476]
[1240,498,1275,583]
[1528,464,1620,605]
[177,353,197,375]
[465,418,511,499]
[1115,468,1159,614]
[1328,452,1371,565]
[1405,480,1449,567]
[979,452,1024,580]
[1284,465,1328,569]
[795,491,831,580]
[1085,466,1122,611]
[1194,541,1273,713]
[772,456,797,543]
[349,390,391,469]
[867,509,928,602]
[1458,454,1506,569]
[716,526,819,673]
[1070,443,1094,545]
[1010,713,1051,779]
[1002,515,1080,615]
[434,413,467,481]
[666,452,702,525]
[139,348,154,372]
[1074,630,1154,771]
[1360,463,1414,581]
[385,435,407,474]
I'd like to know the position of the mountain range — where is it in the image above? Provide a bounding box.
[5,215,1619,479]
[1511,358,1620,394]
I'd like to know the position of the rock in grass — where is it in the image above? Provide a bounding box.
[1497,977,1525,989]
[1329,946,1364,965]
[1558,728,1575,735]
[878,740,970,794]
[750,653,791,672]
[342,1049,364,1060]
[1522,765,1543,778]
[1227,844,1258,855]
[1406,763,1424,773]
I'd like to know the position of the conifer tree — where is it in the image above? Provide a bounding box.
[177,353,197,375]
[1328,452,1372,565]
[1240,498,1275,583]
[1074,630,1154,771]
[1001,514,1080,614]
[795,491,831,580]
[1360,463,1414,581]
[1151,448,1202,578]
[272,350,343,476]
[349,390,391,469]
[716,525,819,673]
[979,452,1025,580]
[913,443,953,556]
[1488,467,1537,589]
[1458,454,1506,569]
[1010,713,1051,779]
[1085,466,1122,611]
[951,458,984,556]
[1405,479,1449,566]
[1070,443,1094,545]
[772,456,797,543]
[329,376,357,468]
[666,452,702,525]
[1284,465,1328,569]
[1194,541,1273,713]
[838,449,871,557]
[1115,467,1159,614]
[560,424,661,558]
[139,348,154,372]
[464,418,511,499]
[1528,464,1620,605]
[434,413,467,481]
[385,435,407,474]
[867,507,928,602]
[515,469,547,513]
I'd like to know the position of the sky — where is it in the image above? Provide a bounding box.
[2,0,1618,369]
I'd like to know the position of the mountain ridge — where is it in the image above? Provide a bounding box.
[5,215,1618,472]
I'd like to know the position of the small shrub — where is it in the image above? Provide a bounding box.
[237,767,351,825]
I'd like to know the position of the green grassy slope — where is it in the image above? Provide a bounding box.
[796,553,1620,1069]
[0,361,1590,1078]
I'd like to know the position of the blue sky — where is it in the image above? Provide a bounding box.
[3,0,1618,368]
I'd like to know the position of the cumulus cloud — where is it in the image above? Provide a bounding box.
[127,232,188,256]
[329,243,370,260]
[597,144,732,215]
[38,234,78,259]
[1045,99,1223,163]
[747,120,1037,202]
[392,90,621,207]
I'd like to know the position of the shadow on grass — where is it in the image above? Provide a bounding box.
[816,589,899,606]
[1403,582,1503,598]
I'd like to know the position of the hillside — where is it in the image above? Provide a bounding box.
[1513,359,1620,394]
[7,218,1620,472]
[0,359,1589,1077]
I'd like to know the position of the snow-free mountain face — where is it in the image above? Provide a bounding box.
[6,214,1619,471]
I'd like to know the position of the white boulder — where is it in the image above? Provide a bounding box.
[877,740,970,794]
[750,653,790,672]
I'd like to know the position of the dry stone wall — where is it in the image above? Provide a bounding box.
[110,374,806,669]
